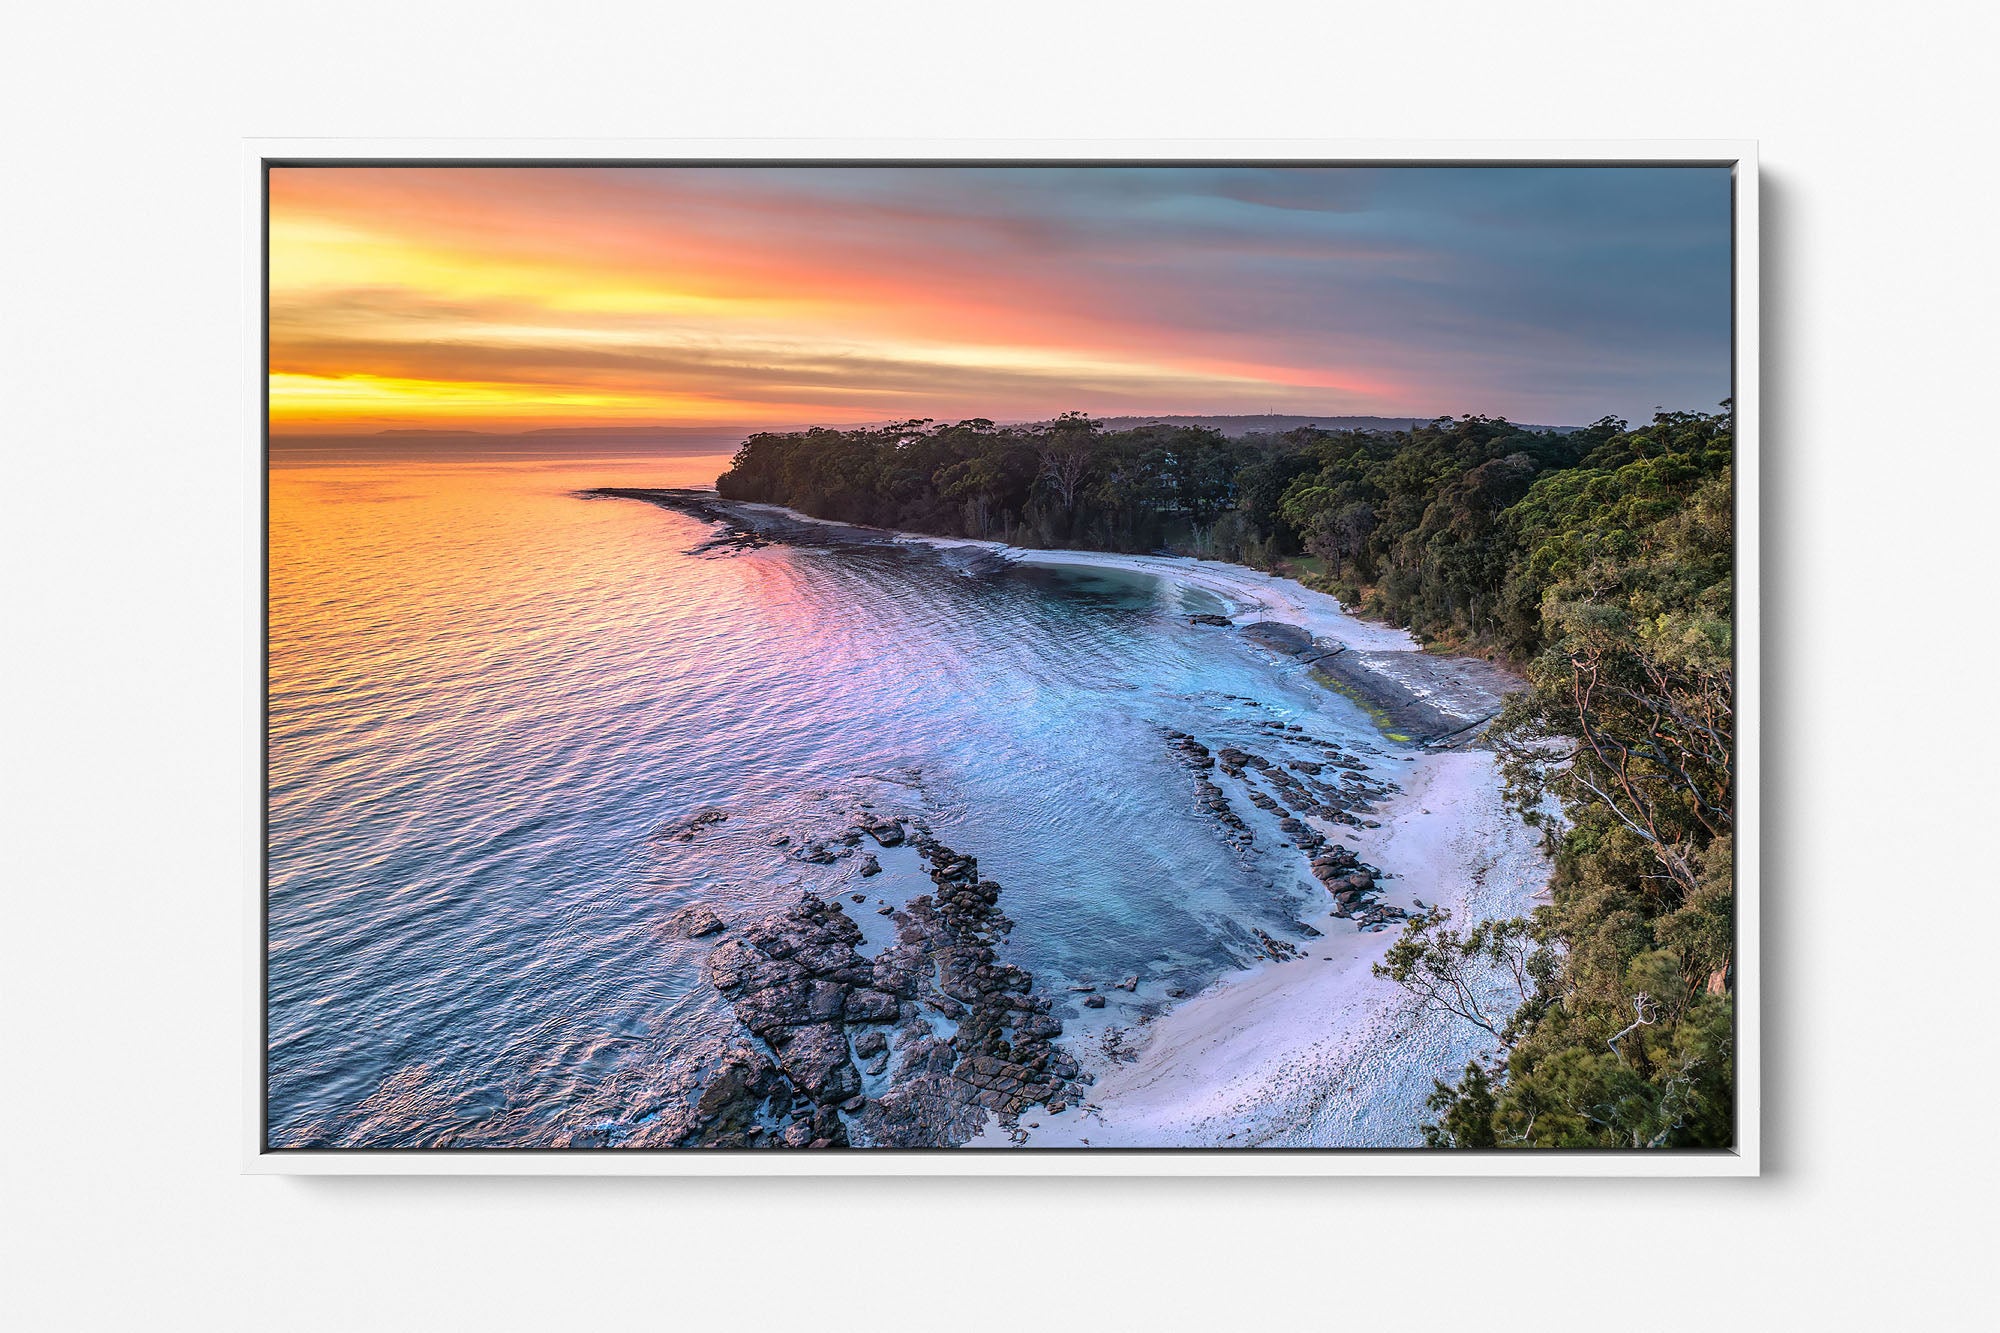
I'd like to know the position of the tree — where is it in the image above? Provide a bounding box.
[1035,414,1099,518]
[1306,501,1376,577]
[1373,907,1551,1048]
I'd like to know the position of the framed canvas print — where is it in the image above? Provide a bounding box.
[251,140,1757,1175]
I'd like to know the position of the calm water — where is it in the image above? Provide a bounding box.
[267,453,1390,1147]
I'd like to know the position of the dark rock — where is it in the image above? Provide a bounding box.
[662,807,729,841]
[1253,927,1301,961]
[674,1042,788,1148]
[771,1023,861,1103]
[668,902,727,939]
[792,937,858,976]
[1313,845,1361,872]
[1189,612,1232,626]
[843,988,899,1024]
[694,833,1078,1148]
[859,856,881,877]
[1083,994,1107,1009]
[1240,620,1313,655]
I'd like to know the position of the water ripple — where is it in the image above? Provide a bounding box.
[267,456,1386,1147]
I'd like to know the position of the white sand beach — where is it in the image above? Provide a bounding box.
[979,746,1550,1148]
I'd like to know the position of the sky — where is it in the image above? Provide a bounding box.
[267,165,1733,435]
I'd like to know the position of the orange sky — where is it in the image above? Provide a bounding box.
[267,166,1731,434]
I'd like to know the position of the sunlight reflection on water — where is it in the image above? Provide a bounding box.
[266,451,1385,1146]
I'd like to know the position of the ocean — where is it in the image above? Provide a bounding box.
[266,451,1400,1147]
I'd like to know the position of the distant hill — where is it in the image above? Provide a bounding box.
[272,414,1585,460]
[1074,413,1579,436]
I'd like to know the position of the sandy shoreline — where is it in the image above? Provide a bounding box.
[725,497,1422,651]
[972,746,1549,1147]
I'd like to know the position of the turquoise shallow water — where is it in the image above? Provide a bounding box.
[266,453,1391,1147]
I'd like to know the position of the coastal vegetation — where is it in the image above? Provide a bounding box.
[718,407,1736,1148]
[1399,413,1735,1149]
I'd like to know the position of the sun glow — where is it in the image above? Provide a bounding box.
[266,165,1733,433]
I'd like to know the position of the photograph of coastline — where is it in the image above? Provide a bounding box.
[265,161,1739,1154]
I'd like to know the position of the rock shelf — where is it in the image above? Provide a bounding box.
[671,823,1086,1149]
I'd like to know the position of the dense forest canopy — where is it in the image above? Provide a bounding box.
[717,407,1736,1147]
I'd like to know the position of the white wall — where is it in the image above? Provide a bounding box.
[7,2,1995,1328]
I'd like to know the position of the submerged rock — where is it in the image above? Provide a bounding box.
[668,902,727,939]
[661,807,729,842]
[690,840,1080,1148]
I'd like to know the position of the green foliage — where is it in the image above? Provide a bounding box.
[1373,908,1552,1049]
[715,416,1252,553]
[1401,409,1736,1149]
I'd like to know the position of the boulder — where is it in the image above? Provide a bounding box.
[843,988,900,1024]
[771,1023,861,1103]
[668,902,726,939]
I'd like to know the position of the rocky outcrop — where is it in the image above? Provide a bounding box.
[667,1041,846,1149]
[659,807,729,842]
[701,893,872,1137]
[1308,845,1409,931]
[1309,648,1522,747]
[681,827,1085,1149]
[851,836,1086,1145]
[1163,722,1411,937]
[859,816,905,846]
[667,902,727,939]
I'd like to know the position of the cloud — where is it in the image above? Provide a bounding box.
[268,164,1732,430]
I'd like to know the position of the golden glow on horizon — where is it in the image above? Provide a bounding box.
[266,372,880,428]
[269,214,799,321]
[266,167,1400,433]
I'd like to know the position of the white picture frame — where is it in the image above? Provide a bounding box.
[246,138,1758,1176]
